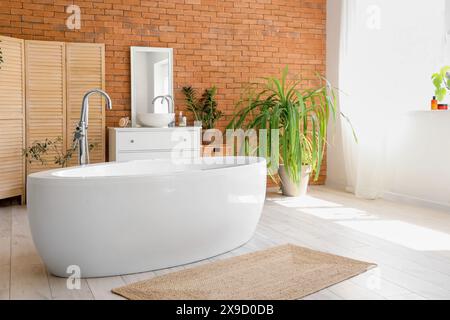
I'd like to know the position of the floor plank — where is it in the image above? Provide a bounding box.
[10,206,51,300]
[47,272,94,300]
[0,265,10,300]
[328,281,386,300]
[387,293,427,300]
[121,271,157,285]
[302,289,343,300]
[0,206,12,300]
[86,277,126,300]
[10,264,51,300]
[348,268,412,298]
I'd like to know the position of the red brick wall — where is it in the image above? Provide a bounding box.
[1,0,327,184]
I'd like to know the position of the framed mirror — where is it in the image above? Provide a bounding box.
[130,47,174,127]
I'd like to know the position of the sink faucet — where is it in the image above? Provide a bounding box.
[152,95,170,110]
[152,95,175,127]
[165,95,174,114]
[74,89,112,166]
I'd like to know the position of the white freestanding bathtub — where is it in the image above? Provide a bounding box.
[27,157,267,278]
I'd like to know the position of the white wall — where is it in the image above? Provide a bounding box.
[327,0,450,208]
[386,111,450,209]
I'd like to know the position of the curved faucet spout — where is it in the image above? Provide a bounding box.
[152,95,174,127]
[81,89,113,126]
[165,95,174,114]
[152,95,170,111]
[76,89,112,166]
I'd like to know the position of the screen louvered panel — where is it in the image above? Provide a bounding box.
[66,43,105,166]
[25,41,66,174]
[0,36,25,201]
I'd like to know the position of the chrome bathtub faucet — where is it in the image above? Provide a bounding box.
[75,89,112,166]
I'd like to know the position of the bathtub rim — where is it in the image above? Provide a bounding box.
[27,156,267,181]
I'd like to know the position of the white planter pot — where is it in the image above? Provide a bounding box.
[278,165,312,197]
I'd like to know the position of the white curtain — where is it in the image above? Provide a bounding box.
[332,0,447,199]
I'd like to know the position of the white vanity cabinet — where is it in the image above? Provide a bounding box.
[109,127,201,162]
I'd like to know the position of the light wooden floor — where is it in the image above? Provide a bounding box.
[1,186,450,300]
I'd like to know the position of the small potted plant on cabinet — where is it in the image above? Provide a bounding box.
[182,86,224,130]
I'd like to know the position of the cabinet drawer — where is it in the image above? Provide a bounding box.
[116,149,200,162]
[117,130,199,152]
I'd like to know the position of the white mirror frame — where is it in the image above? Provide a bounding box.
[130,46,174,127]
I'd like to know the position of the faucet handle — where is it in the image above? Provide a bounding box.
[74,126,84,141]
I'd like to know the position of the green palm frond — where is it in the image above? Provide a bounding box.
[227,66,355,185]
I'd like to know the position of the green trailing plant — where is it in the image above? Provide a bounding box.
[227,66,356,185]
[182,86,224,129]
[23,136,96,168]
[432,66,450,102]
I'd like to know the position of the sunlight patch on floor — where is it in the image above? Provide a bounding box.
[298,207,378,221]
[337,220,450,251]
[268,195,343,209]
[269,194,450,252]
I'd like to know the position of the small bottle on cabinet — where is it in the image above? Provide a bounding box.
[178,111,183,126]
[431,96,438,110]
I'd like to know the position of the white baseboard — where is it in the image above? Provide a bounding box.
[308,180,450,212]
[383,191,450,212]
[325,179,348,192]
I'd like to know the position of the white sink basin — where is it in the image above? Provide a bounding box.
[137,113,175,128]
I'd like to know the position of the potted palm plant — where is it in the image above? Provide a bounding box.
[227,67,353,197]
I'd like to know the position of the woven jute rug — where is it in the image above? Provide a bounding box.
[112,244,376,300]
